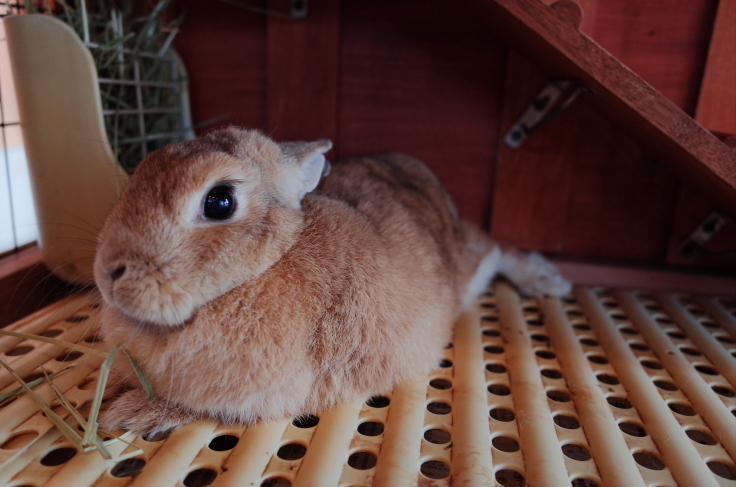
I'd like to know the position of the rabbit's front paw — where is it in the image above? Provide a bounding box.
[100,387,196,439]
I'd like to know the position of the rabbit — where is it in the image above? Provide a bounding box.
[94,127,571,437]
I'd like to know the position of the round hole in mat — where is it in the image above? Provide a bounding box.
[708,461,736,480]
[655,316,673,324]
[610,313,628,321]
[668,402,696,416]
[365,395,390,408]
[666,330,686,339]
[688,308,706,316]
[277,443,306,461]
[444,342,453,349]
[653,380,678,391]
[292,415,320,428]
[110,457,146,478]
[1,431,39,450]
[91,302,102,309]
[84,333,103,343]
[65,315,89,323]
[618,327,638,335]
[429,378,452,390]
[77,378,97,391]
[208,434,239,451]
[535,350,556,359]
[563,297,577,304]
[357,421,384,436]
[603,301,618,308]
[596,373,619,385]
[546,390,571,402]
[572,323,591,331]
[495,468,526,487]
[492,435,520,452]
[40,447,77,466]
[22,372,45,384]
[640,359,663,370]
[716,335,736,344]
[685,428,717,445]
[5,345,34,356]
[40,328,64,338]
[420,459,450,479]
[644,304,661,311]
[629,342,650,352]
[488,383,511,396]
[141,429,172,442]
[679,346,702,356]
[438,359,453,368]
[579,338,599,346]
[587,355,608,364]
[424,428,451,444]
[606,396,632,409]
[530,334,549,343]
[260,477,291,487]
[490,408,516,422]
[55,351,83,362]
[427,402,451,415]
[695,364,718,375]
[567,310,584,317]
[571,478,601,487]
[618,421,647,437]
[632,451,665,470]
[562,443,591,461]
[540,368,563,379]
[481,315,499,322]
[553,414,580,429]
[523,306,539,312]
[732,350,736,359]
[486,363,507,374]
[712,385,736,398]
[183,468,218,487]
[483,328,501,337]
[526,318,544,327]
[481,302,497,309]
[484,345,504,354]
[347,451,378,470]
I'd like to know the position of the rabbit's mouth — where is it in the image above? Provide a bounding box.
[99,270,197,327]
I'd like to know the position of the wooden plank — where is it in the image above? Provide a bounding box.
[0,246,71,329]
[468,0,736,214]
[695,0,736,136]
[266,0,341,146]
[339,0,506,227]
[172,0,268,132]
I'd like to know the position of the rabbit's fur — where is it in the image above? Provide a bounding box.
[95,128,570,436]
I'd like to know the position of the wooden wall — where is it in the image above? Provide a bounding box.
[172,0,728,270]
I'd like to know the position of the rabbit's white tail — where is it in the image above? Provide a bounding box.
[461,246,572,309]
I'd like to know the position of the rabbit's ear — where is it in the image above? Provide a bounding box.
[277,139,333,208]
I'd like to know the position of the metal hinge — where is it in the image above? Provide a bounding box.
[678,211,733,259]
[504,78,593,149]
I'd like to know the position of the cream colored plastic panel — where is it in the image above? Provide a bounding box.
[1,285,735,486]
[4,15,128,285]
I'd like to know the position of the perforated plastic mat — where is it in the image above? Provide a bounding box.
[1,282,735,486]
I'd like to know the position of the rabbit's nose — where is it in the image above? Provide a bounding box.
[110,265,127,282]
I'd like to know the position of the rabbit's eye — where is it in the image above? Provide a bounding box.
[204,185,235,220]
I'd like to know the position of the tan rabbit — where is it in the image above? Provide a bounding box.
[95,127,570,436]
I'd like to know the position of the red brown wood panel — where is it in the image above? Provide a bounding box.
[266,0,341,145]
[560,103,680,263]
[666,187,736,271]
[490,51,577,252]
[339,0,507,227]
[491,54,680,263]
[591,0,718,116]
[173,0,268,132]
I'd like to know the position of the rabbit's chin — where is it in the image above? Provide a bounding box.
[99,281,198,327]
